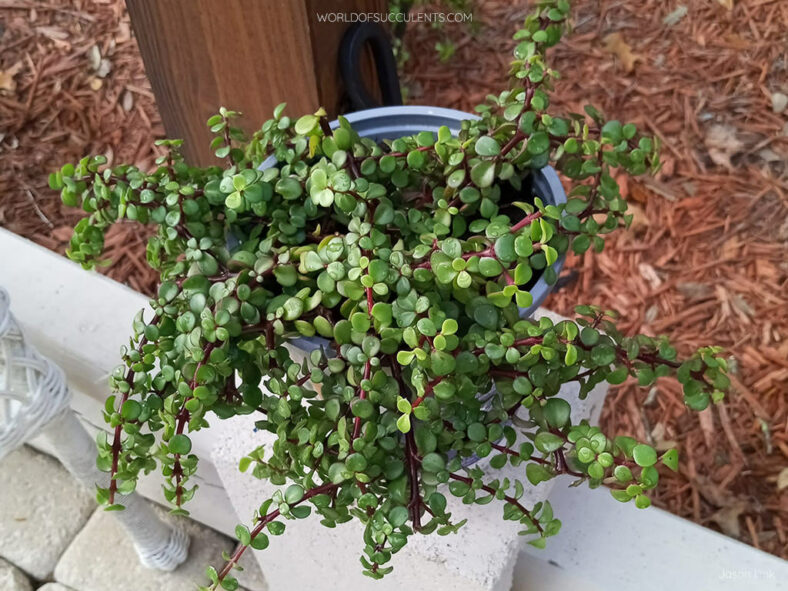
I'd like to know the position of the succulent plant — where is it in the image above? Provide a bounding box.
[51,1,729,587]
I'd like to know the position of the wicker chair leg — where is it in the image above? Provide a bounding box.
[1,287,189,571]
[41,410,190,571]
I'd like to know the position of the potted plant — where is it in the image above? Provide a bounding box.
[50,1,729,587]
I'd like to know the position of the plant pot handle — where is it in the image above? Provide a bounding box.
[339,22,402,111]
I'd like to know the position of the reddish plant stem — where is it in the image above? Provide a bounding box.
[213,482,338,588]
[489,441,551,466]
[108,314,160,504]
[366,286,374,315]
[500,131,526,157]
[554,447,584,478]
[498,83,534,158]
[509,210,543,234]
[279,373,314,401]
[172,342,216,506]
[221,115,234,168]
[347,153,361,179]
[404,428,422,532]
[389,359,424,531]
[352,360,372,440]
[411,376,441,408]
[448,473,544,534]
[318,115,332,138]
[568,367,597,382]
[352,287,376,440]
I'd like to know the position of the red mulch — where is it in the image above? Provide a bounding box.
[0,0,163,295]
[1,0,786,558]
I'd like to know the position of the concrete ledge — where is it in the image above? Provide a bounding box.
[514,476,788,591]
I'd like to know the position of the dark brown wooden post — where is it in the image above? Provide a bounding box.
[127,0,386,165]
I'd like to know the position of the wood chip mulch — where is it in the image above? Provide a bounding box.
[0,0,163,295]
[1,0,786,559]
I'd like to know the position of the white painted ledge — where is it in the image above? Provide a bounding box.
[2,227,785,591]
[514,476,787,591]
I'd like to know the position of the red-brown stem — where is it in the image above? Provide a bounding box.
[318,115,332,137]
[500,130,526,157]
[471,336,543,356]
[448,472,544,534]
[109,387,133,503]
[348,153,361,179]
[411,376,441,408]
[213,482,338,588]
[108,315,159,503]
[352,360,372,440]
[388,359,423,531]
[173,342,216,506]
[351,287,376,440]
[404,428,422,532]
[498,83,534,158]
[509,210,543,234]
[554,447,584,478]
[489,442,551,466]
[366,286,374,314]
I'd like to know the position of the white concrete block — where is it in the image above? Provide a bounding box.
[210,324,609,591]
[0,446,95,580]
[213,412,525,591]
[0,558,32,591]
[54,502,266,591]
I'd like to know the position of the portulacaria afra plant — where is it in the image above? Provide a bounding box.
[51,1,729,587]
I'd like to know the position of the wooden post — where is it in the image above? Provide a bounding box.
[127,0,386,165]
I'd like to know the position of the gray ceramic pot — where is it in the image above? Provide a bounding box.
[259,105,567,353]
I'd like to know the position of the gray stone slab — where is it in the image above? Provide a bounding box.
[36,584,73,591]
[0,558,33,591]
[54,502,266,591]
[0,446,95,579]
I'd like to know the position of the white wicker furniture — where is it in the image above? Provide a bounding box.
[0,287,189,571]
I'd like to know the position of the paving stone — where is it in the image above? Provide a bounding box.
[0,558,33,591]
[36,584,73,591]
[0,446,95,579]
[54,501,266,591]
